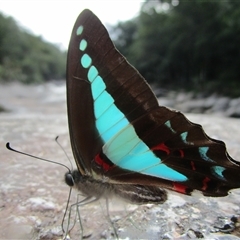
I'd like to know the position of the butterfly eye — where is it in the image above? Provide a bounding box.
[65,172,74,187]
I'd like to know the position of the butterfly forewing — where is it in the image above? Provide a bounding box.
[67,9,240,198]
[67,10,158,174]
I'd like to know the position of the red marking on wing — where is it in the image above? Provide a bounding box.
[191,161,196,171]
[173,182,188,194]
[179,149,184,157]
[152,143,170,155]
[94,153,112,172]
[202,177,210,191]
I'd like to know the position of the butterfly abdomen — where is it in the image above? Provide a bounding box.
[67,169,167,204]
[114,184,167,204]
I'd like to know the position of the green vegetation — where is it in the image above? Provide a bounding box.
[0,12,66,83]
[113,0,240,97]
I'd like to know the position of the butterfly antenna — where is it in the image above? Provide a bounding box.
[55,136,74,170]
[7,141,76,238]
[6,142,71,173]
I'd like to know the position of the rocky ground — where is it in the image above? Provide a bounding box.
[155,88,240,118]
[0,82,240,240]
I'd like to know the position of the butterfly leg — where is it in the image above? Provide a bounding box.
[63,193,100,240]
[103,198,119,239]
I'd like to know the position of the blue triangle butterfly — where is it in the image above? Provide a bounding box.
[65,9,240,204]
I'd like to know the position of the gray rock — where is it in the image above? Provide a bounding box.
[210,96,230,112]
[226,98,240,118]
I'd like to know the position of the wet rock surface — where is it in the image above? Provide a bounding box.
[0,82,240,239]
[157,90,240,118]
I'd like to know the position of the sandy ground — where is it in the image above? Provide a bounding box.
[0,82,240,239]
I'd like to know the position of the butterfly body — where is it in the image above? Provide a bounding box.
[66,9,240,203]
[65,170,167,204]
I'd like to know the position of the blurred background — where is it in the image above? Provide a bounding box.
[0,0,240,117]
[1,0,240,239]
[0,0,240,91]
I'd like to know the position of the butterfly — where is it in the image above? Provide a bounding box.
[65,9,240,207]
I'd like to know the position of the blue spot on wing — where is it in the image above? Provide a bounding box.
[212,166,226,180]
[96,104,128,142]
[103,124,187,182]
[103,124,139,158]
[142,164,186,181]
[88,65,98,82]
[100,117,129,143]
[80,39,87,51]
[165,120,175,133]
[199,147,214,162]
[81,54,92,68]
[180,132,188,143]
[118,151,159,172]
[94,91,114,119]
[91,76,106,100]
[76,25,83,35]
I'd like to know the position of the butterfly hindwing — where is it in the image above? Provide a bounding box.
[67,9,240,198]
